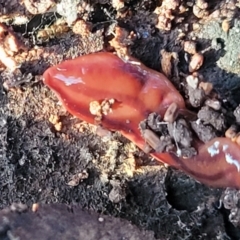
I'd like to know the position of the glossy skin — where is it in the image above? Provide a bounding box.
[43,52,240,188]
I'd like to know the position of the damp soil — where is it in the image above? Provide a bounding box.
[1,0,240,239]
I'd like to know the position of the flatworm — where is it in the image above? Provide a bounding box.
[43,52,240,188]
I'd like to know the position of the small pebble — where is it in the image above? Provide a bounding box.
[191,120,217,143]
[142,129,161,151]
[199,82,213,95]
[188,86,205,108]
[192,23,200,30]
[186,75,199,89]
[168,119,193,148]
[196,0,208,9]
[32,203,39,212]
[184,40,197,54]
[54,122,62,131]
[89,101,101,115]
[225,125,238,140]
[189,53,204,72]
[205,99,221,110]
[49,114,60,125]
[222,19,230,32]
[198,106,225,131]
[164,102,179,123]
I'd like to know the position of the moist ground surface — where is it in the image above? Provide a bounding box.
[0,0,240,239]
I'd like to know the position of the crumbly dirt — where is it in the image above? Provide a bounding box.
[1,0,240,239]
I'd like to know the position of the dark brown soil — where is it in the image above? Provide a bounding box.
[0,0,240,239]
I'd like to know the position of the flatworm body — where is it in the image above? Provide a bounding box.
[43,52,240,188]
